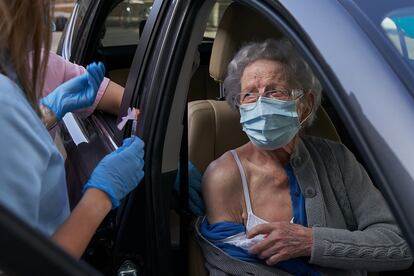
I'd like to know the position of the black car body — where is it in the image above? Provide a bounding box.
[1,0,414,275]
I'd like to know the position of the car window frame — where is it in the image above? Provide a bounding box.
[338,0,414,99]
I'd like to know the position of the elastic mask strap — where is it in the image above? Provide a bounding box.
[299,109,312,127]
[297,95,312,127]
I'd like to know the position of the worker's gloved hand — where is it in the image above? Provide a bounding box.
[83,136,145,208]
[174,161,205,216]
[40,62,105,120]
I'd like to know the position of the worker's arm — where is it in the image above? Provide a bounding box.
[52,188,111,258]
[53,137,145,258]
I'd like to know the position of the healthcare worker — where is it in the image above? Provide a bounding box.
[0,0,144,258]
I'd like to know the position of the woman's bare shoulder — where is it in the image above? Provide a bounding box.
[202,150,244,223]
[203,151,239,190]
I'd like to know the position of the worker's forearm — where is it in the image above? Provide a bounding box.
[52,188,111,258]
[97,81,124,115]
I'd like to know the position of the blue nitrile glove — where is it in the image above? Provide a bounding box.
[40,62,105,120]
[174,161,205,216]
[83,136,145,208]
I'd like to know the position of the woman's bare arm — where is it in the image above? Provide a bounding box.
[203,152,244,224]
[96,81,124,115]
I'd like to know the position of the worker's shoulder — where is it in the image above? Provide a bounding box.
[0,74,32,111]
[0,74,49,140]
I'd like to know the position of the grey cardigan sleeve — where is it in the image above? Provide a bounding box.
[310,144,413,270]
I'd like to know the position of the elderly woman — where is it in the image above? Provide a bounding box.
[196,39,412,275]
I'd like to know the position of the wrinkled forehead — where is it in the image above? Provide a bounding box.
[241,59,288,90]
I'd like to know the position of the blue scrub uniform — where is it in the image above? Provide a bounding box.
[0,73,70,236]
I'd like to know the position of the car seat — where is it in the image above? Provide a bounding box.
[187,3,340,275]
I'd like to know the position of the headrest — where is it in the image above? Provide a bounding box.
[209,3,282,82]
[188,100,249,172]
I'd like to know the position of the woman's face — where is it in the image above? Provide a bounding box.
[240,58,313,121]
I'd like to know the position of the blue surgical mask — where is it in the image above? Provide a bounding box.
[239,96,305,150]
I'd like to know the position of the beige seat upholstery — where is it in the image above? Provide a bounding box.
[187,3,339,275]
[188,100,249,173]
[209,4,282,83]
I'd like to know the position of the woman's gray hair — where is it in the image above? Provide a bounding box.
[223,38,322,126]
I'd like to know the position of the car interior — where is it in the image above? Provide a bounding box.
[79,0,413,275]
[87,0,348,152]
[186,3,342,275]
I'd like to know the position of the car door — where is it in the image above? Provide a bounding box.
[120,0,414,275]
[0,204,100,275]
[56,0,161,274]
[110,0,218,274]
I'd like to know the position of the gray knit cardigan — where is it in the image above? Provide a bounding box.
[195,136,413,275]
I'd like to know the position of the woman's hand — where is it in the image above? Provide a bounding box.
[247,222,313,265]
[40,62,105,120]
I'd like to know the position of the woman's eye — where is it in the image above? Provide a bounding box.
[267,89,290,99]
[246,93,258,99]
[270,91,283,97]
[240,92,258,103]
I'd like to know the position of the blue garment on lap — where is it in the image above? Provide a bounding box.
[200,164,320,276]
[200,220,259,262]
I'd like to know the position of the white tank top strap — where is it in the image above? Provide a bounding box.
[230,150,253,215]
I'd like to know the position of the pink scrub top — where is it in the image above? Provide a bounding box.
[42,52,110,117]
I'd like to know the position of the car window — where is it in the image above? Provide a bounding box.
[381,8,414,65]
[72,0,92,43]
[101,0,153,47]
[350,0,414,71]
[203,0,232,39]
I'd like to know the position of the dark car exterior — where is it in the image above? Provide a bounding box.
[1,0,414,275]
